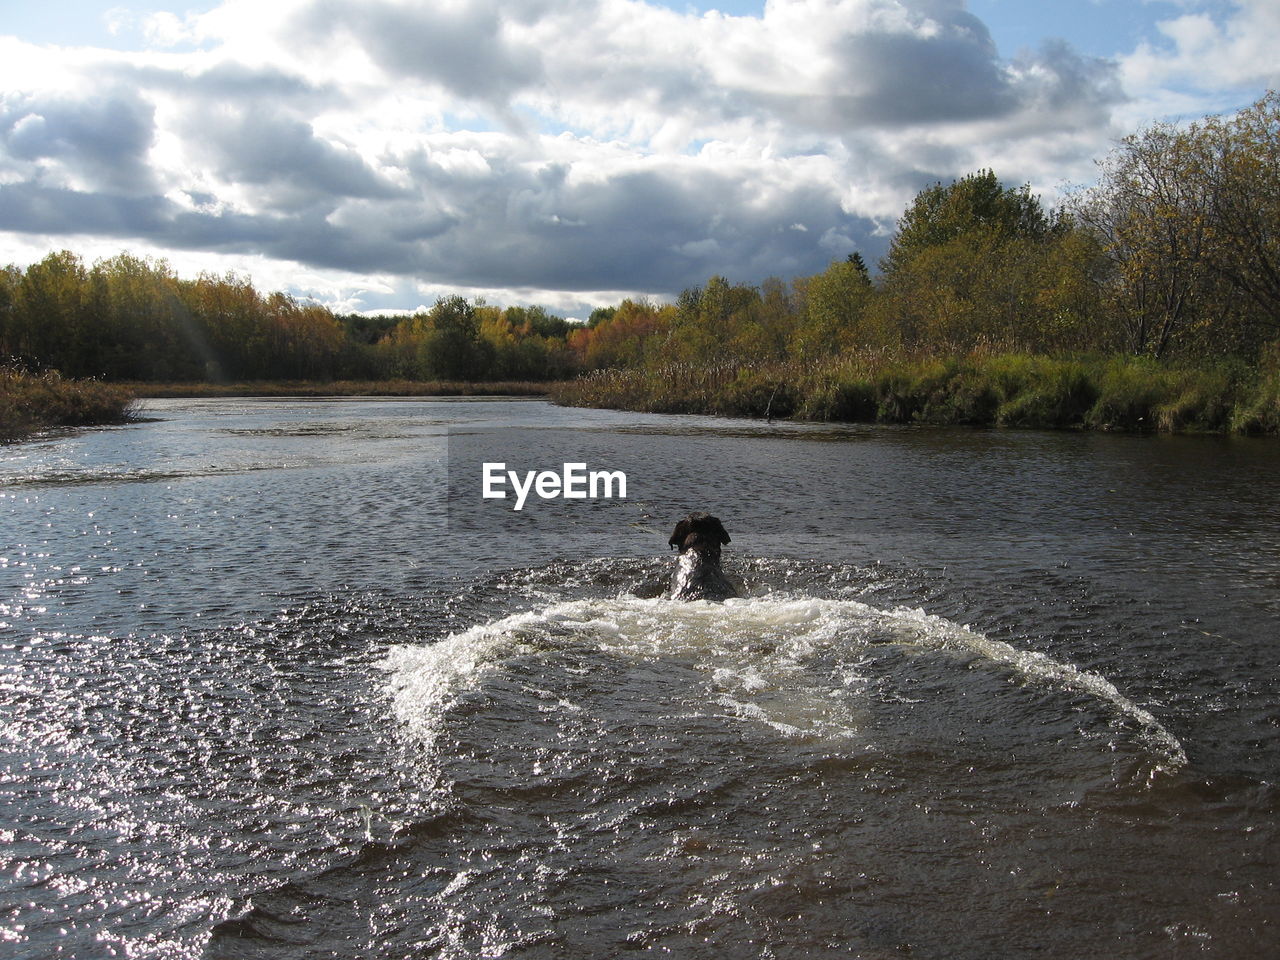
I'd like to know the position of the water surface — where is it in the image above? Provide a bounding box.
[2,398,1278,958]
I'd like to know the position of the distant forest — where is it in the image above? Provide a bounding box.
[0,255,581,384]
[3,94,1278,418]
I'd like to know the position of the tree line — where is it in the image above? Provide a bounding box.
[0,253,580,383]
[2,93,1277,390]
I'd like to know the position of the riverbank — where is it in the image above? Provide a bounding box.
[551,352,1280,435]
[1,375,562,442]
[125,379,561,398]
[0,368,136,443]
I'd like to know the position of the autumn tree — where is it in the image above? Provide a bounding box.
[568,299,670,370]
[12,251,86,370]
[479,304,576,379]
[1073,91,1280,358]
[261,293,346,379]
[664,276,763,365]
[1073,126,1216,357]
[1185,91,1280,352]
[94,253,201,379]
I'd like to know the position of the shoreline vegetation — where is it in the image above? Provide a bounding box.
[0,368,136,443]
[6,353,1276,445]
[549,352,1280,435]
[4,94,1277,441]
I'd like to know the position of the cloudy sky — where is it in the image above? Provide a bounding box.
[1,0,1276,316]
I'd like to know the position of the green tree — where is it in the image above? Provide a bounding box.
[93,253,202,380]
[418,296,493,379]
[876,171,1086,352]
[183,271,268,379]
[792,258,879,360]
[0,264,25,361]
[880,169,1050,277]
[1025,220,1111,352]
[665,276,763,365]
[749,276,797,362]
[587,306,616,328]
[14,251,86,370]
[846,251,872,284]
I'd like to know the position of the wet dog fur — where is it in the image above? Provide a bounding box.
[667,512,737,601]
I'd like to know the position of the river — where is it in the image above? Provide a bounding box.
[2,398,1277,958]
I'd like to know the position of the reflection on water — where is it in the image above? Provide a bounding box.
[2,399,1279,959]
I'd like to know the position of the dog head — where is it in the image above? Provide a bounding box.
[668,512,731,555]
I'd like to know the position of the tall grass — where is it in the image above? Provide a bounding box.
[552,352,1279,435]
[1,367,137,442]
[1228,358,1280,434]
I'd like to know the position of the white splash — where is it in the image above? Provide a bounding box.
[381,595,1186,770]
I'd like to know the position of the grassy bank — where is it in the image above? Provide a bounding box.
[1,368,137,442]
[1,375,561,442]
[127,379,562,398]
[551,353,1280,435]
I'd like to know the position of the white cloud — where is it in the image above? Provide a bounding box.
[1118,0,1280,116]
[142,11,200,48]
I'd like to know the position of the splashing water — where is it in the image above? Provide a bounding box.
[383,592,1186,773]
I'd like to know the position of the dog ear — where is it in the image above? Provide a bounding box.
[669,518,691,551]
[706,515,731,545]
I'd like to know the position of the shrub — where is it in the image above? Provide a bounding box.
[1,366,135,442]
[1230,366,1280,434]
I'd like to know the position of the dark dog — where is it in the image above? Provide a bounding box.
[667,512,737,601]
